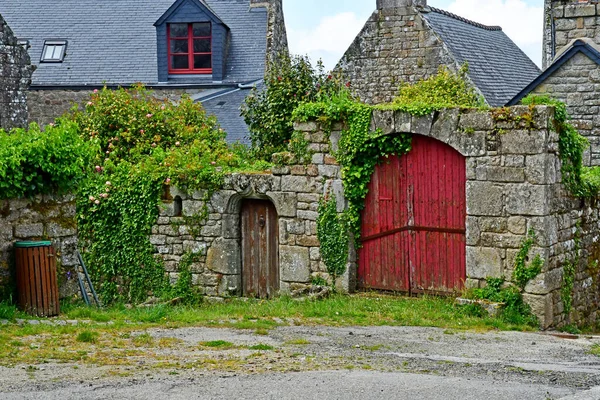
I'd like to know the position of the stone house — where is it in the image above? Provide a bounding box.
[338,0,541,107]
[0,0,287,143]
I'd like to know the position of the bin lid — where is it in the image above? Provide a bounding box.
[14,241,52,248]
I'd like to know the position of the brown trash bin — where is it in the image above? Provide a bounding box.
[15,241,60,317]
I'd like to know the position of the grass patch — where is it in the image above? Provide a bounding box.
[199,340,235,349]
[6,294,540,333]
[248,344,274,351]
[590,344,600,357]
[285,338,311,345]
[363,344,384,351]
[0,293,539,367]
[76,331,98,343]
[132,332,154,347]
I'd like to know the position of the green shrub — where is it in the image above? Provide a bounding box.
[472,277,538,327]
[390,65,486,115]
[0,120,95,199]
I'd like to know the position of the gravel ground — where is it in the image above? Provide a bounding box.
[1,325,600,399]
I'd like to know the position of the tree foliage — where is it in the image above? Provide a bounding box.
[241,53,347,159]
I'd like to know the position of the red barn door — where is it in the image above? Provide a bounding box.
[358,135,466,294]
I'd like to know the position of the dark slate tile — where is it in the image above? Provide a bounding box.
[423,8,541,107]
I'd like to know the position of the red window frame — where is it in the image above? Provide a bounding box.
[167,23,212,74]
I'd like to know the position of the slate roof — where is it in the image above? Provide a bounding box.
[0,0,268,86]
[507,39,600,106]
[422,7,541,107]
[199,82,264,145]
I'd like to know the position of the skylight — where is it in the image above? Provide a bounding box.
[41,40,67,62]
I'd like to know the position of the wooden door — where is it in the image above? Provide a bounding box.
[358,135,466,294]
[241,199,279,298]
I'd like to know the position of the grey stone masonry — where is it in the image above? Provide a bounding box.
[0,13,33,130]
[28,88,207,128]
[337,4,458,105]
[0,195,79,299]
[250,0,288,66]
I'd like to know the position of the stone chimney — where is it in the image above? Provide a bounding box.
[376,0,426,9]
[249,0,289,66]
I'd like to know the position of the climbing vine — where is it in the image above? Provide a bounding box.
[512,229,543,290]
[73,86,269,304]
[294,66,484,243]
[316,194,349,288]
[521,94,599,198]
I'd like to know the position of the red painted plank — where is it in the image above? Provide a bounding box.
[358,134,467,294]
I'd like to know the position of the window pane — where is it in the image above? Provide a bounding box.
[51,46,62,59]
[194,54,211,69]
[43,45,56,59]
[170,39,188,54]
[171,55,189,70]
[170,24,188,38]
[193,39,211,53]
[193,23,211,37]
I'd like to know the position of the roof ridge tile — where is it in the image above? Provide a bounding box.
[426,6,502,31]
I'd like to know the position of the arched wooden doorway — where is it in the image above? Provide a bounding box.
[241,199,279,298]
[358,135,466,294]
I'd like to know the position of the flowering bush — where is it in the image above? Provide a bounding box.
[73,85,268,304]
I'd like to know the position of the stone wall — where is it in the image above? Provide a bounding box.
[291,105,600,329]
[0,195,79,299]
[4,105,599,329]
[543,0,600,69]
[538,1,600,167]
[152,138,349,296]
[0,14,34,130]
[28,88,208,128]
[337,1,458,105]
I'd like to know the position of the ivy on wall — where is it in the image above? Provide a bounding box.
[297,66,483,243]
[316,194,349,288]
[521,94,599,198]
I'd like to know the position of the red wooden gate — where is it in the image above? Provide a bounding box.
[358,135,466,294]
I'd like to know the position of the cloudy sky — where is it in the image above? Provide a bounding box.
[283,0,543,71]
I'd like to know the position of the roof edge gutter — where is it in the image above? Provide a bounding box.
[28,83,244,91]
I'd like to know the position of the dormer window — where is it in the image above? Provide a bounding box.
[41,40,67,62]
[167,23,212,74]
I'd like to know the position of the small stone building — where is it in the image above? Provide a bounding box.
[0,14,33,131]
[338,0,540,106]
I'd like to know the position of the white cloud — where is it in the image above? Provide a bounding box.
[287,12,366,71]
[444,0,543,66]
